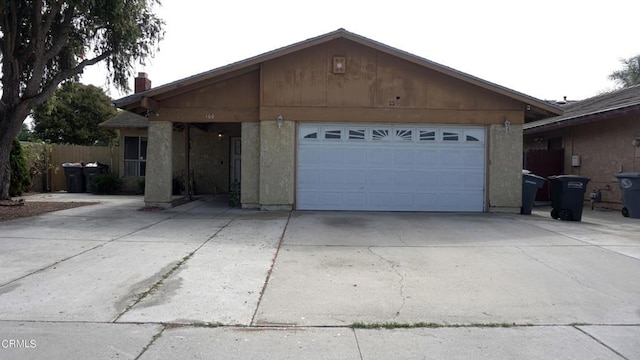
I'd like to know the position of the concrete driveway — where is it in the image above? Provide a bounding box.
[0,194,639,359]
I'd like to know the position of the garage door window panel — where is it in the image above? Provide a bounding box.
[443,131,460,141]
[395,129,413,142]
[419,130,437,142]
[372,129,391,141]
[300,127,319,140]
[323,128,343,140]
[464,129,485,143]
[348,129,366,141]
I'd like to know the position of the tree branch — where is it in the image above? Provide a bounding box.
[24,50,112,107]
[24,4,75,98]
[43,7,74,63]
[18,0,62,63]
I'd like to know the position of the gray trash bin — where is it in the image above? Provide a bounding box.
[615,172,640,218]
[62,163,85,193]
[548,175,590,221]
[83,162,110,192]
[521,171,546,215]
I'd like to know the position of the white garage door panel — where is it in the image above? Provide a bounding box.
[297,124,486,211]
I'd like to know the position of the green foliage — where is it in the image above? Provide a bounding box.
[17,123,39,142]
[229,179,240,207]
[0,0,165,93]
[609,54,640,88]
[137,179,145,195]
[21,142,53,187]
[0,0,164,200]
[9,140,31,196]
[350,322,530,329]
[33,82,117,145]
[88,173,121,195]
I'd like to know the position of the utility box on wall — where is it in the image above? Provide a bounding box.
[571,155,581,167]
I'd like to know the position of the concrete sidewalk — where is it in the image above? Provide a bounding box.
[0,195,638,359]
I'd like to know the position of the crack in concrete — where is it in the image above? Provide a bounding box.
[367,247,407,320]
[134,325,166,360]
[112,218,235,322]
[397,233,408,247]
[516,247,624,301]
[0,217,168,289]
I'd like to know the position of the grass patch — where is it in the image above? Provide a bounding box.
[351,322,532,329]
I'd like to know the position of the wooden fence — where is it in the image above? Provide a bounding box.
[22,143,118,192]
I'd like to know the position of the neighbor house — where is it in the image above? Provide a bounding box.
[524,84,640,208]
[108,28,563,211]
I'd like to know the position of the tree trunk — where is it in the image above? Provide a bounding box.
[0,106,31,200]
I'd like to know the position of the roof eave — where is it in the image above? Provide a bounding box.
[524,104,640,134]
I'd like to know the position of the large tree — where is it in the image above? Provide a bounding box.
[33,81,116,145]
[0,0,164,199]
[609,54,640,88]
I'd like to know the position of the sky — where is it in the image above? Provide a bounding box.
[81,0,640,103]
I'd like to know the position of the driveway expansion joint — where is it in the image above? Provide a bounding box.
[573,326,631,360]
[250,211,292,326]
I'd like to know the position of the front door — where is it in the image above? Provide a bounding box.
[230,137,241,187]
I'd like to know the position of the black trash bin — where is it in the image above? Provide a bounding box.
[83,162,110,192]
[615,172,640,218]
[548,175,590,221]
[62,163,85,193]
[521,171,546,215]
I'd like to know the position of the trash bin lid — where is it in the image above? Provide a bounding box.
[62,162,83,168]
[548,175,590,181]
[615,172,640,178]
[523,173,547,182]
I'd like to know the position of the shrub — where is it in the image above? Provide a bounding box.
[9,139,31,196]
[88,173,121,195]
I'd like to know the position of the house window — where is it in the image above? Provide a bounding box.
[123,136,147,176]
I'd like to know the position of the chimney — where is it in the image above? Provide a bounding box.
[134,72,151,93]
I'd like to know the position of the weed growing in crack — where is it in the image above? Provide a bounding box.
[351,322,533,329]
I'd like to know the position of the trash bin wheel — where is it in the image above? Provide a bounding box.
[551,209,559,219]
[559,209,573,221]
[622,207,629,218]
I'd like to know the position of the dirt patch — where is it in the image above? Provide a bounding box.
[0,201,98,222]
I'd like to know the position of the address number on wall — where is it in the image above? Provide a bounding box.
[205,114,215,120]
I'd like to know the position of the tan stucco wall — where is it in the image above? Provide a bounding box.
[259,120,295,210]
[488,124,523,212]
[145,121,173,207]
[241,122,260,208]
[524,113,640,207]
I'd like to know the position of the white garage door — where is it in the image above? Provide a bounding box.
[297,124,486,211]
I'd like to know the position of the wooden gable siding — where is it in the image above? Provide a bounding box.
[152,38,524,125]
[260,38,523,124]
[155,70,260,123]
